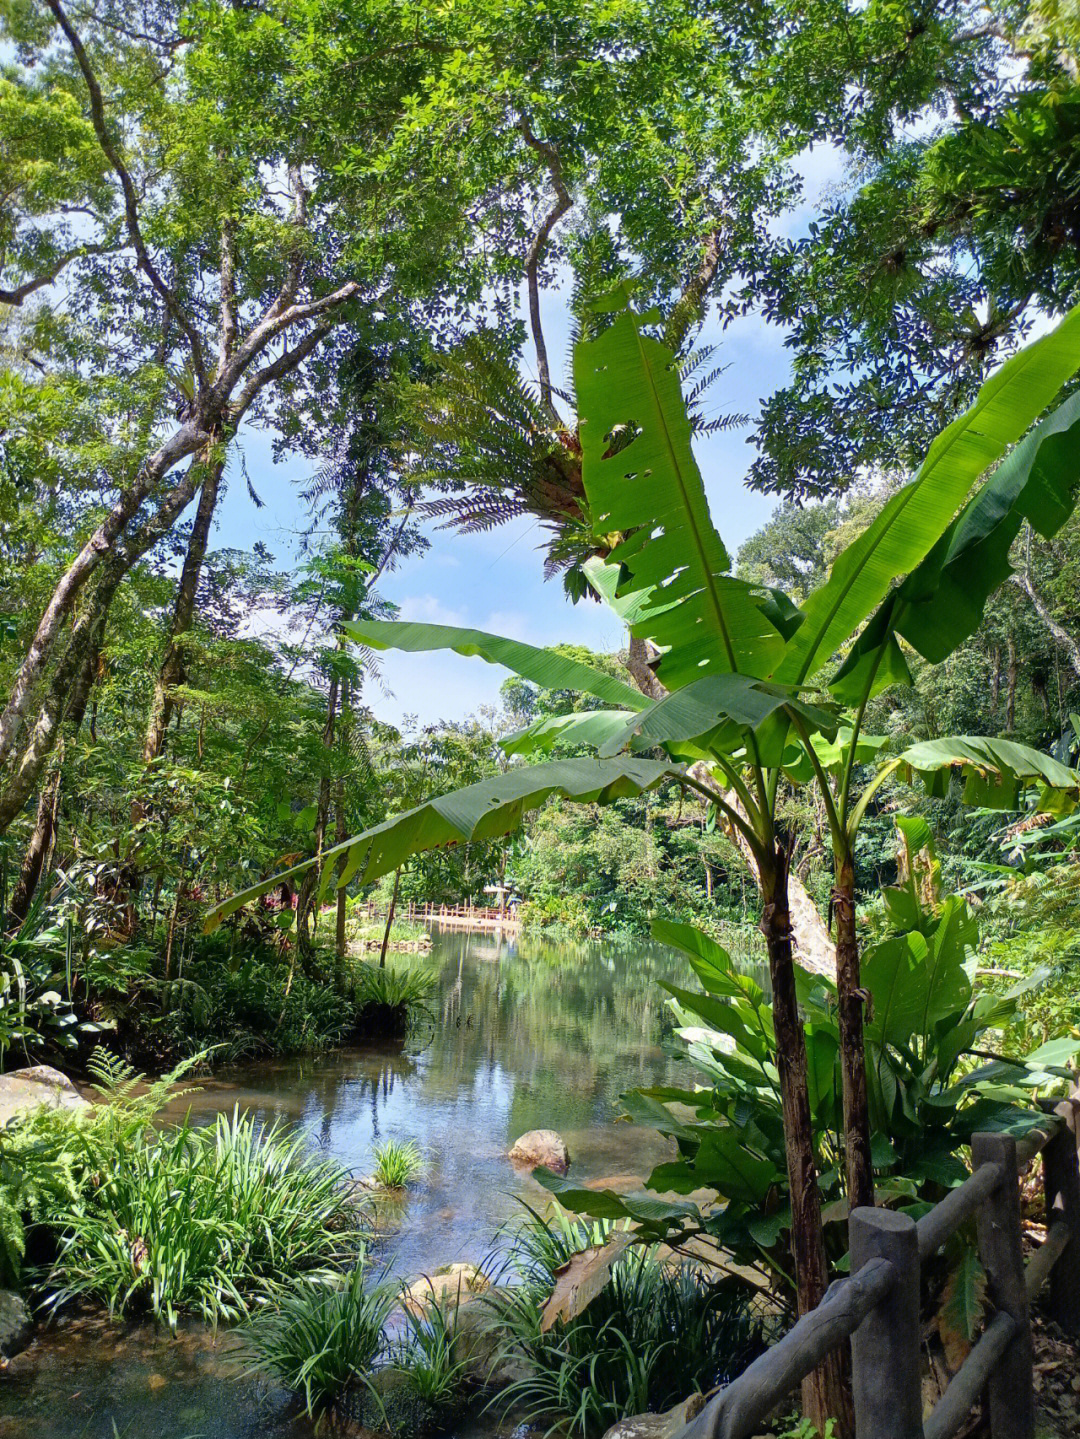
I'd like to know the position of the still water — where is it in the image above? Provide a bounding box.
[1,928,694,1439]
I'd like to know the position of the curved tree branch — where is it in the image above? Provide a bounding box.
[519,116,572,420]
[43,0,208,382]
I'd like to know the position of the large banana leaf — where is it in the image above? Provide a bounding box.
[777,304,1080,687]
[204,756,682,931]
[501,709,637,757]
[895,736,1080,812]
[343,618,649,712]
[833,389,1080,701]
[576,293,787,687]
[595,673,838,764]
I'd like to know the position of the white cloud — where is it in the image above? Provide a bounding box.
[397,593,469,628]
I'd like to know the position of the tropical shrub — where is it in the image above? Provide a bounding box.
[243,1262,396,1418]
[489,1207,765,1439]
[212,292,1080,1431]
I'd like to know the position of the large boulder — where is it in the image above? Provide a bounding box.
[0,1290,32,1361]
[601,1392,707,1439]
[450,1286,532,1389]
[508,1128,569,1176]
[0,1066,89,1128]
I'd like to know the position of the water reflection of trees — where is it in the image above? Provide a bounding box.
[418,931,690,1125]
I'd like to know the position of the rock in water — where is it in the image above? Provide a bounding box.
[0,1291,32,1360]
[401,1262,489,1315]
[601,1392,707,1439]
[507,1128,569,1175]
[0,1066,89,1128]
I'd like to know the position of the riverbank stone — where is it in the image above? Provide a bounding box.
[508,1128,569,1175]
[0,1066,89,1127]
[0,1290,32,1360]
[601,1392,707,1439]
[402,1262,489,1315]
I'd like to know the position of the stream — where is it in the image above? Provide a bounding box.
[1,927,703,1439]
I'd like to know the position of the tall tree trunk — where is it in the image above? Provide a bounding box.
[760,838,852,1435]
[7,641,99,923]
[0,460,205,835]
[334,776,348,984]
[379,867,402,970]
[1012,570,1080,677]
[0,424,207,772]
[9,758,63,924]
[833,853,874,1211]
[1006,633,1018,732]
[143,458,224,766]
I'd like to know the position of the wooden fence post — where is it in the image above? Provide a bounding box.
[1043,1098,1080,1335]
[971,1132,1035,1439]
[850,1207,924,1439]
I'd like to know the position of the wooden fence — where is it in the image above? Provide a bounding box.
[358,900,519,929]
[677,1098,1080,1439]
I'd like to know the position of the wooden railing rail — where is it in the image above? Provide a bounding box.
[674,1098,1080,1439]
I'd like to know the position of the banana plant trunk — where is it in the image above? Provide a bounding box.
[834,855,874,1211]
[760,839,852,1436]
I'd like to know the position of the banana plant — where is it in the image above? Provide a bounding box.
[207,288,1080,1436]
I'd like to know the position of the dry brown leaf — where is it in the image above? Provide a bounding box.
[539,1231,633,1332]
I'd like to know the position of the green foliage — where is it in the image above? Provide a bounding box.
[0,1046,199,1285]
[538,840,1080,1294]
[242,1263,395,1419]
[387,1294,473,1422]
[351,962,437,1038]
[371,1138,424,1189]
[45,1109,364,1327]
[490,1206,764,1439]
[206,757,683,929]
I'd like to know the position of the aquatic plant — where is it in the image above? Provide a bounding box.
[490,1206,765,1439]
[243,1262,396,1418]
[45,1109,363,1326]
[372,1137,424,1189]
[387,1292,473,1425]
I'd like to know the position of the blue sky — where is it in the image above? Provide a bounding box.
[214,145,846,729]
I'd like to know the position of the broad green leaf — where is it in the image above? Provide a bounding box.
[596,674,838,761]
[896,736,1080,812]
[654,1126,778,1203]
[834,389,1080,700]
[576,296,787,687]
[204,756,681,931]
[778,304,1080,687]
[864,932,933,1048]
[501,709,637,757]
[937,1248,986,1369]
[343,619,649,712]
[660,983,769,1060]
[652,918,766,1007]
[533,1169,701,1229]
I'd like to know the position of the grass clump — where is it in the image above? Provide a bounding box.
[46,1107,364,1327]
[491,1207,765,1439]
[351,962,436,1037]
[372,1137,424,1189]
[244,1261,396,1418]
